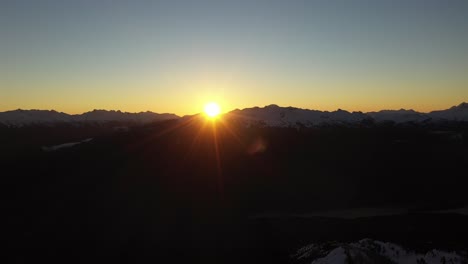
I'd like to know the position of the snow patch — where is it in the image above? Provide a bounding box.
[293,239,467,264]
[229,105,369,128]
[42,138,93,152]
[229,102,468,128]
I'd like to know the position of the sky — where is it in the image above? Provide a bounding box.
[1,0,467,115]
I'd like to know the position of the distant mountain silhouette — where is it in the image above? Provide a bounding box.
[1,102,467,127]
[367,109,430,123]
[430,102,468,121]
[0,109,179,127]
[228,104,369,127]
[227,102,468,127]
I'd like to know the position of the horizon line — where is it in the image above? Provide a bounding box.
[1,102,466,116]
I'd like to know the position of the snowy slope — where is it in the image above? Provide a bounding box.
[42,138,93,152]
[293,239,467,264]
[228,105,369,127]
[228,103,468,127]
[430,102,468,121]
[1,103,467,127]
[367,109,431,123]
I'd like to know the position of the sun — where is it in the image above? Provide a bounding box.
[204,102,221,118]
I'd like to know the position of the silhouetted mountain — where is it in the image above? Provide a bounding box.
[228,105,369,127]
[0,109,72,125]
[2,103,467,127]
[430,102,468,121]
[227,102,468,127]
[0,109,179,127]
[367,109,430,123]
[76,110,178,123]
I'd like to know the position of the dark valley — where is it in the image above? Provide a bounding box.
[3,106,468,263]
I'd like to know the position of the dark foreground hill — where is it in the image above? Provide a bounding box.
[2,117,468,263]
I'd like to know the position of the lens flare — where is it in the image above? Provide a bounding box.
[204,102,221,118]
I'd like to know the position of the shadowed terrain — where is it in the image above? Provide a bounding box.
[3,116,468,263]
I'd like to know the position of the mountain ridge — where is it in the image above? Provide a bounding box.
[1,102,467,127]
[0,109,179,127]
[227,102,468,127]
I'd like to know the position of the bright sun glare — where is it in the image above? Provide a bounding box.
[204,102,221,118]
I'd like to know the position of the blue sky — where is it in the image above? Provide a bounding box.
[1,0,467,114]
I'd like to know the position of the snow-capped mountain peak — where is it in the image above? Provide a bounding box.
[367,109,430,123]
[1,103,467,127]
[227,105,371,128]
[293,239,467,264]
[227,103,468,127]
[430,102,468,121]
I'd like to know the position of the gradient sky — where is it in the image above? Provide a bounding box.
[1,0,467,115]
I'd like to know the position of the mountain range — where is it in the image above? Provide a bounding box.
[1,102,467,127]
[228,102,468,127]
[293,238,467,264]
[0,109,178,127]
